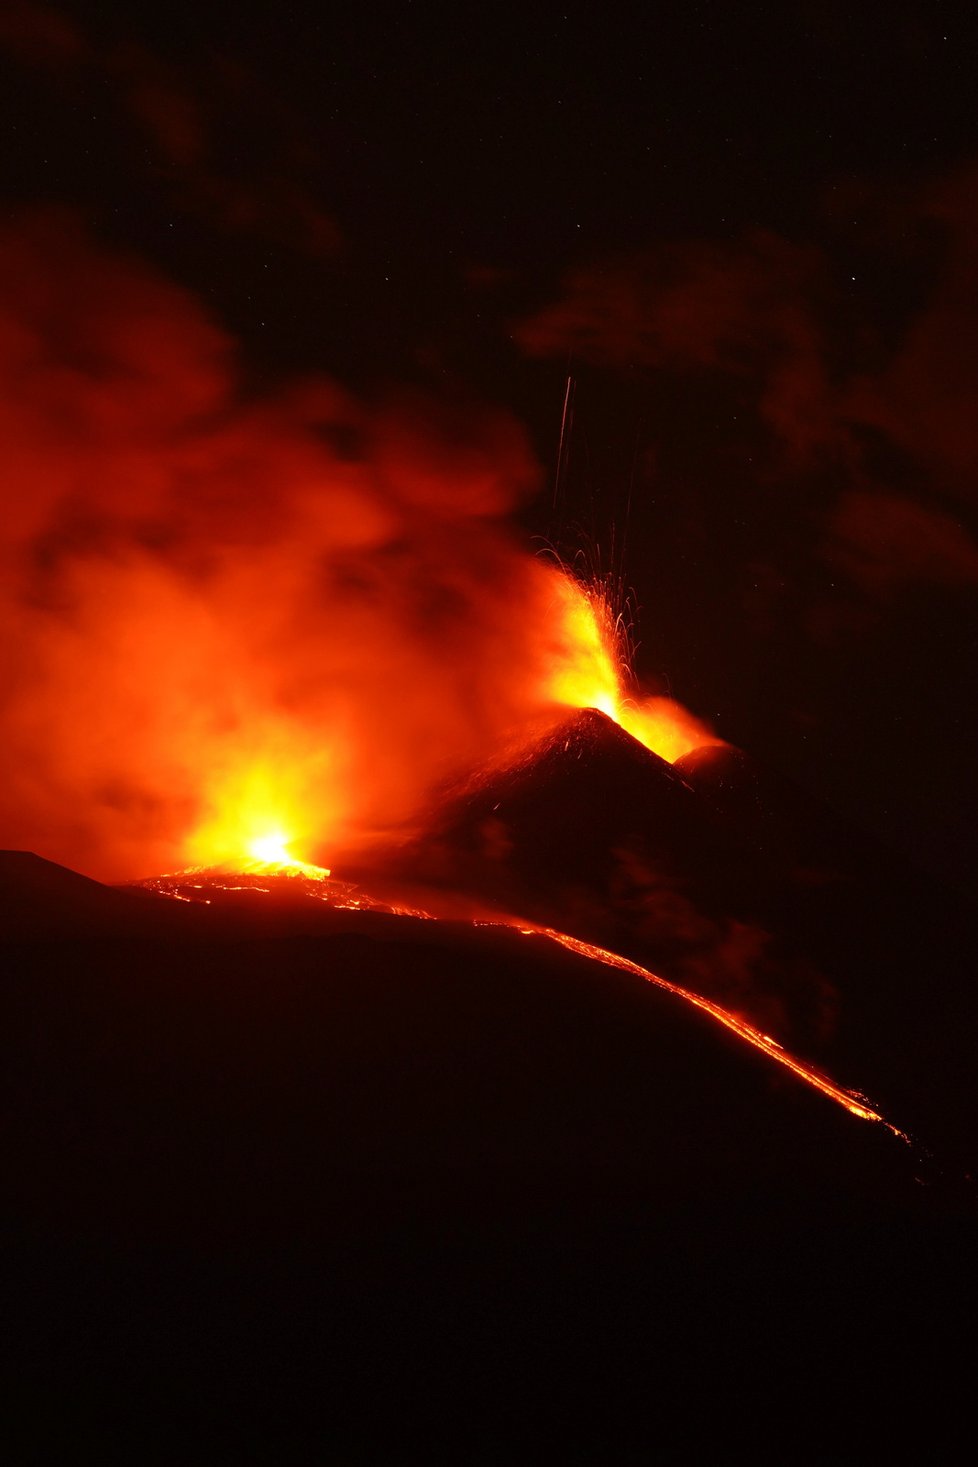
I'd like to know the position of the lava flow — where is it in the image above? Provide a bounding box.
[144,570,894,1131]
[528,926,898,1129]
[140,838,901,1137]
[141,850,432,918]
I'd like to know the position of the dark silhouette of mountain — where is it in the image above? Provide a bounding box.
[391,708,698,906]
[0,849,170,936]
[379,711,978,1171]
[1,846,974,1460]
[675,740,978,1152]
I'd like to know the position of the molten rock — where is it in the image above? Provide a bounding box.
[384,709,836,1047]
[0,845,971,1458]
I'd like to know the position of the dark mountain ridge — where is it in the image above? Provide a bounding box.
[2,766,975,1458]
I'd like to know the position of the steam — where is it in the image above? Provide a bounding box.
[0,211,706,879]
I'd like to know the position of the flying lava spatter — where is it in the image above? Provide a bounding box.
[542,573,722,764]
[1,216,726,882]
[162,565,899,1139]
[184,570,718,872]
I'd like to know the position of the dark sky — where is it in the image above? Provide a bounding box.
[3,0,978,885]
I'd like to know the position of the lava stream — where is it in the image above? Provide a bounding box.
[522,924,902,1131]
[142,857,902,1136]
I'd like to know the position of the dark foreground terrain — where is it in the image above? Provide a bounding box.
[2,849,975,1462]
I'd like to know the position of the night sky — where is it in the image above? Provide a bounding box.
[3,0,978,885]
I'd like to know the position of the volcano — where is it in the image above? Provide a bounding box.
[3,718,977,1458]
[378,709,978,1162]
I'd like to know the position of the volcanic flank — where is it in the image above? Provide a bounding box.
[2,817,975,1457]
[372,709,838,1052]
[2,698,976,1462]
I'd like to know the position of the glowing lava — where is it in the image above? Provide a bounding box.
[249,833,296,866]
[528,925,902,1130]
[175,569,717,876]
[239,833,331,879]
[184,750,341,875]
[141,855,905,1138]
[545,574,722,763]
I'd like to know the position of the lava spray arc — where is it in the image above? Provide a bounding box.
[182,568,721,873]
[7,210,901,1149]
[0,212,721,881]
[543,571,721,765]
[1,218,942,1210]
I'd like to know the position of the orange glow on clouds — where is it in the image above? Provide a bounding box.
[184,743,340,871]
[180,569,719,873]
[0,212,719,879]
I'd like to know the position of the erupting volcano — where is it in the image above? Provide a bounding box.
[0,200,928,1152]
[126,702,898,1136]
[3,210,976,1465]
[95,520,884,1139]
[171,567,719,879]
[0,208,716,886]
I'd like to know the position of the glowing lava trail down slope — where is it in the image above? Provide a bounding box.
[525,927,897,1128]
[141,854,903,1137]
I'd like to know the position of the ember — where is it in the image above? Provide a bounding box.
[0,218,720,884]
[544,572,722,763]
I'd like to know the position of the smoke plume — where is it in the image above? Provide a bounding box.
[1,211,688,878]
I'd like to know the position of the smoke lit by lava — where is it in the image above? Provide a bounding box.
[4,211,901,1138]
[0,211,717,883]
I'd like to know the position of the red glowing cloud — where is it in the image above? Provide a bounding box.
[0,212,713,879]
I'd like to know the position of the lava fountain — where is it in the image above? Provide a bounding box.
[179,568,720,876]
[542,571,722,764]
[0,214,723,883]
[2,212,904,1148]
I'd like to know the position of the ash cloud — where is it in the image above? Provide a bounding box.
[0,211,593,879]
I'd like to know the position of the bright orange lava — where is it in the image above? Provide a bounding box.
[249,833,294,865]
[149,852,903,1137]
[180,569,718,873]
[185,747,340,873]
[544,574,723,763]
[527,924,902,1131]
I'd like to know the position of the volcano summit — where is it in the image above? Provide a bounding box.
[3,710,976,1459]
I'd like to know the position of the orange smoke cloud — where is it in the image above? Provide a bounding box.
[0,212,714,879]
